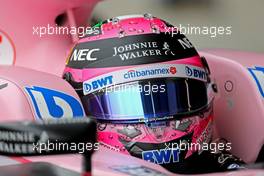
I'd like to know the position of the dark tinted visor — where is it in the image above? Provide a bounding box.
[82,78,208,123]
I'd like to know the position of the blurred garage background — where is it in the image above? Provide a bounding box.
[91,0,263,53]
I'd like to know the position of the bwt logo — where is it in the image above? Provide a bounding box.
[84,75,113,93]
[142,148,180,164]
[25,86,84,120]
[70,48,100,61]
[185,66,206,80]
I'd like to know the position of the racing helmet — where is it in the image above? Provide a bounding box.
[63,14,216,174]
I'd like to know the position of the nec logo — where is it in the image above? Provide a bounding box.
[84,75,113,93]
[70,48,100,61]
[142,148,180,164]
[185,66,206,80]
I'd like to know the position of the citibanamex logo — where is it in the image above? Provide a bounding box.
[170,67,177,74]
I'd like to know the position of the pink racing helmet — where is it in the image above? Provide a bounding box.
[63,14,216,174]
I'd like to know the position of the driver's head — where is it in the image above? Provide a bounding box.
[63,14,215,173]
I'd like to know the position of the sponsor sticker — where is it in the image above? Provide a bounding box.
[0,30,15,65]
[67,32,198,68]
[83,64,207,95]
[142,148,180,164]
[69,48,100,61]
[25,86,84,120]
[248,66,264,97]
[83,75,113,93]
[185,66,207,80]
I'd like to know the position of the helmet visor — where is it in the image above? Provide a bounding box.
[82,78,209,123]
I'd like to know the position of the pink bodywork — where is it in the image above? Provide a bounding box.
[0,1,264,175]
[202,49,264,163]
[0,0,100,75]
[1,49,264,176]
